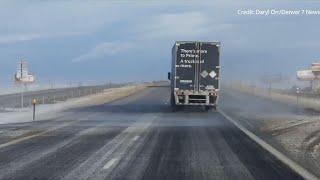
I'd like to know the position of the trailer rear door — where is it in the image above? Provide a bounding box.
[175,42,197,91]
[175,42,220,91]
[199,43,220,91]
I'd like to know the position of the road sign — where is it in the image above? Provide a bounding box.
[14,60,35,109]
[297,70,316,81]
[15,60,35,83]
[311,63,320,73]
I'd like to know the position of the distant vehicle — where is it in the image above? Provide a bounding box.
[168,41,220,111]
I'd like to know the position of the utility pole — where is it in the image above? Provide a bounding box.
[14,60,35,110]
[21,84,25,109]
[268,82,272,96]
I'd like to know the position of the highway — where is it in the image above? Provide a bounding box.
[0,87,303,180]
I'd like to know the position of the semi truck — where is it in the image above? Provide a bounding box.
[168,41,220,111]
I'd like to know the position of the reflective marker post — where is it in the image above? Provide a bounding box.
[32,99,37,121]
[296,87,300,113]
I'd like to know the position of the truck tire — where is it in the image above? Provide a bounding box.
[171,94,177,112]
[205,106,217,111]
[172,105,178,112]
[213,105,217,110]
[205,106,212,111]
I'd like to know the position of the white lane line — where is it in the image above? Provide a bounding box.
[101,135,139,171]
[218,108,319,180]
[103,158,118,170]
[101,135,140,171]
[65,114,157,179]
[132,135,140,142]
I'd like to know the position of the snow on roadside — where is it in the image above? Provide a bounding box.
[0,84,78,96]
[221,85,320,177]
[0,85,146,125]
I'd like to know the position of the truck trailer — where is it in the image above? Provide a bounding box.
[168,41,220,111]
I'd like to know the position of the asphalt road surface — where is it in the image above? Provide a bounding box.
[0,87,303,180]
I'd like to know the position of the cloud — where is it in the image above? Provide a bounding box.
[72,42,133,63]
[137,11,233,40]
[0,34,43,44]
[144,12,210,38]
[0,1,130,44]
[0,32,85,44]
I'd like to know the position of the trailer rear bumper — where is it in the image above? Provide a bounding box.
[175,103,217,106]
[173,91,218,106]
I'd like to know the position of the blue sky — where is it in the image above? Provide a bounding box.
[0,1,320,86]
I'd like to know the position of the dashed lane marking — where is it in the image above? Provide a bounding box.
[132,135,140,142]
[103,158,119,170]
[101,135,139,171]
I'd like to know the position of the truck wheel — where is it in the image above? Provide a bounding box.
[171,105,178,112]
[205,106,211,111]
[171,94,177,112]
[213,105,217,110]
[205,106,216,111]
